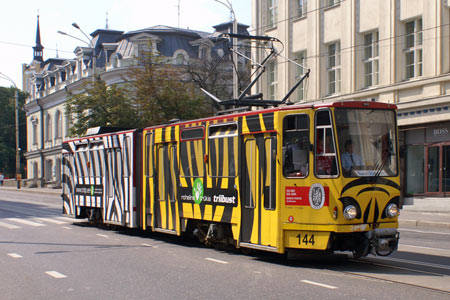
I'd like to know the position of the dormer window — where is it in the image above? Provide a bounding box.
[173,49,189,65]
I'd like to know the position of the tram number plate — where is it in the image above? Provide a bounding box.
[297,233,315,246]
[284,231,330,250]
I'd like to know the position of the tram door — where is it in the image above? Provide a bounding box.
[154,143,179,233]
[241,134,277,247]
[105,147,124,225]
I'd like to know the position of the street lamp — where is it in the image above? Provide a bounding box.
[0,72,21,189]
[58,23,96,79]
[214,0,238,100]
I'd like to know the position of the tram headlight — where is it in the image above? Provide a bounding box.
[386,203,399,218]
[343,205,358,220]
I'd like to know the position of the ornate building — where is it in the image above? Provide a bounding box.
[23,16,249,187]
[252,0,450,198]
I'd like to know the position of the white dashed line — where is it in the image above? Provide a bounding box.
[0,221,21,229]
[6,218,45,227]
[205,258,229,264]
[34,217,67,224]
[62,226,72,230]
[8,253,22,258]
[45,271,67,279]
[301,280,338,289]
[142,243,158,248]
[96,234,109,238]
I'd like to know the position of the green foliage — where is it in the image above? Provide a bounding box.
[0,87,27,177]
[65,78,138,136]
[128,52,213,127]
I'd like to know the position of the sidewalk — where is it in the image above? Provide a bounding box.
[1,186,450,229]
[400,197,450,229]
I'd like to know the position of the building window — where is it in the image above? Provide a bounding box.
[45,114,52,142]
[326,0,339,7]
[64,112,70,137]
[295,0,307,17]
[294,51,307,102]
[268,0,278,27]
[54,110,62,139]
[363,32,379,88]
[404,18,423,79]
[32,123,38,146]
[268,61,277,100]
[327,42,341,95]
[173,49,188,65]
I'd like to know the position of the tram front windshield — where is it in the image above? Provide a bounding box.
[334,108,397,177]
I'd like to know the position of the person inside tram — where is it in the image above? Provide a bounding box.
[316,134,336,175]
[341,139,363,175]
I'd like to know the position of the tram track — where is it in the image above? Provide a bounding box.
[342,256,450,295]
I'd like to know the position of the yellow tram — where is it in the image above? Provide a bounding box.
[136,101,400,257]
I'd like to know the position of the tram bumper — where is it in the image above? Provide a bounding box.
[366,228,399,256]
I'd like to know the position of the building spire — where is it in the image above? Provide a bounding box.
[33,14,44,62]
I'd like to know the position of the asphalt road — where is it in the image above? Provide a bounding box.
[1,190,449,300]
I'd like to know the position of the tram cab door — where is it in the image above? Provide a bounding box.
[154,143,179,234]
[240,134,278,248]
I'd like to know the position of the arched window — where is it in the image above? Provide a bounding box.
[173,49,188,65]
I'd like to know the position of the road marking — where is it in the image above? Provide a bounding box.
[56,217,77,222]
[45,271,67,279]
[205,258,229,264]
[142,243,158,248]
[7,218,45,227]
[355,259,443,276]
[62,226,72,230]
[8,253,22,258]
[0,221,21,229]
[96,234,109,238]
[34,217,67,225]
[301,280,338,289]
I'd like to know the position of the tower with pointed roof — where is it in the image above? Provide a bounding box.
[33,15,44,62]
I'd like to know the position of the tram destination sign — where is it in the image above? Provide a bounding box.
[74,184,104,197]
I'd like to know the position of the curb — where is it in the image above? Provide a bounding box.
[399,219,450,229]
[0,187,61,196]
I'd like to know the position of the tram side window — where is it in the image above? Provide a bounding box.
[145,133,153,177]
[180,127,205,178]
[283,114,310,177]
[315,110,338,176]
[208,124,237,177]
[123,136,131,178]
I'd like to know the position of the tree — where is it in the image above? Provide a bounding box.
[182,41,252,105]
[65,78,138,136]
[128,52,213,127]
[0,87,27,178]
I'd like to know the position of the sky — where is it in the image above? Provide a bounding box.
[0,0,251,90]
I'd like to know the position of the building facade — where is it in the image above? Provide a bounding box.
[252,0,450,197]
[23,16,249,188]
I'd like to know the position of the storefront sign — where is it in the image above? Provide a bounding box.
[426,122,450,143]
